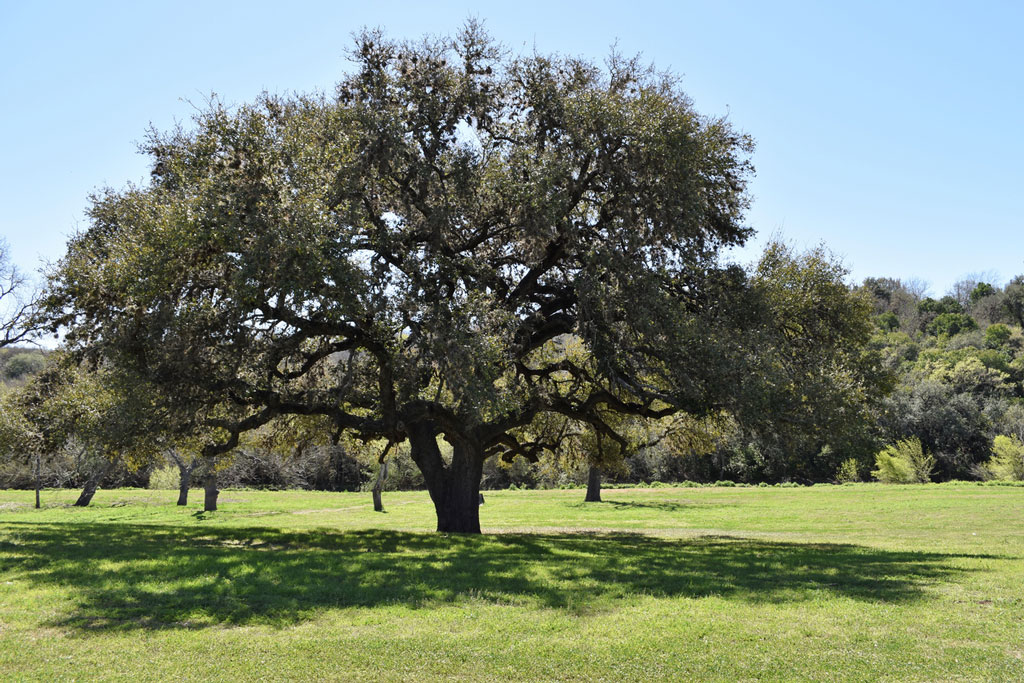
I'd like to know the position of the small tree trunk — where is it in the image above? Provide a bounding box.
[177,466,191,506]
[74,484,99,507]
[169,450,196,506]
[34,454,41,509]
[408,422,484,534]
[74,458,115,507]
[585,465,602,502]
[203,465,219,512]
[372,459,388,512]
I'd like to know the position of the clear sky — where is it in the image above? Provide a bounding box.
[2,1,1021,295]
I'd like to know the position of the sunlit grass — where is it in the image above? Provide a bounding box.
[1,484,1022,680]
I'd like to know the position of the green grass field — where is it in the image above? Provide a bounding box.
[1,484,1022,681]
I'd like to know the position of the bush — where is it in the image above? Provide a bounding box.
[927,313,977,337]
[876,312,900,331]
[221,445,371,491]
[2,353,45,380]
[985,323,1012,349]
[148,464,180,490]
[835,458,862,483]
[987,435,1024,481]
[872,438,934,483]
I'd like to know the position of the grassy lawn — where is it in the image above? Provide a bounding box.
[1,484,1022,681]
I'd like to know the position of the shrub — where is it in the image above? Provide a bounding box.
[987,435,1024,481]
[872,438,934,483]
[876,312,900,331]
[148,464,180,490]
[927,312,977,337]
[984,323,1012,349]
[2,353,45,380]
[835,458,862,483]
[970,282,996,302]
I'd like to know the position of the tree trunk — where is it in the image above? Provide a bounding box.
[585,465,602,502]
[177,466,191,506]
[169,450,197,506]
[34,454,41,509]
[74,483,99,507]
[372,459,388,512]
[74,458,115,507]
[435,445,484,533]
[203,466,219,512]
[408,422,484,533]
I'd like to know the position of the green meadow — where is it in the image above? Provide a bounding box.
[1,484,1022,681]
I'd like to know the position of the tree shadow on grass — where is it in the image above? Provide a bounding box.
[0,522,996,632]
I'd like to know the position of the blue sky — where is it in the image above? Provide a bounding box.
[1,1,1021,295]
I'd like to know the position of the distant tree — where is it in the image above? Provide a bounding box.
[943,357,1012,398]
[737,243,891,481]
[867,331,919,374]
[1,356,169,506]
[0,240,35,348]
[0,387,45,507]
[927,312,977,337]
[970,282,996,303]
[876,312,900,332]
[919,296,963,316]
[567,412,652,503]
[2,352,45,380]
[916,296,953,334]
[993,403,1024,444]
[974,348,1014,378]
[984,323,1012,349]
[959,280,1003,327]
[970,291,1006,327]
[859,277,925,331]
[1003,277,1024,327]
[862,277,902,313]
[950,273,1000,309]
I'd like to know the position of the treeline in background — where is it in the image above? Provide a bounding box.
[3,273,1022,493]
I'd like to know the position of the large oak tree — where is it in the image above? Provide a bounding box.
[45,24,759,532]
